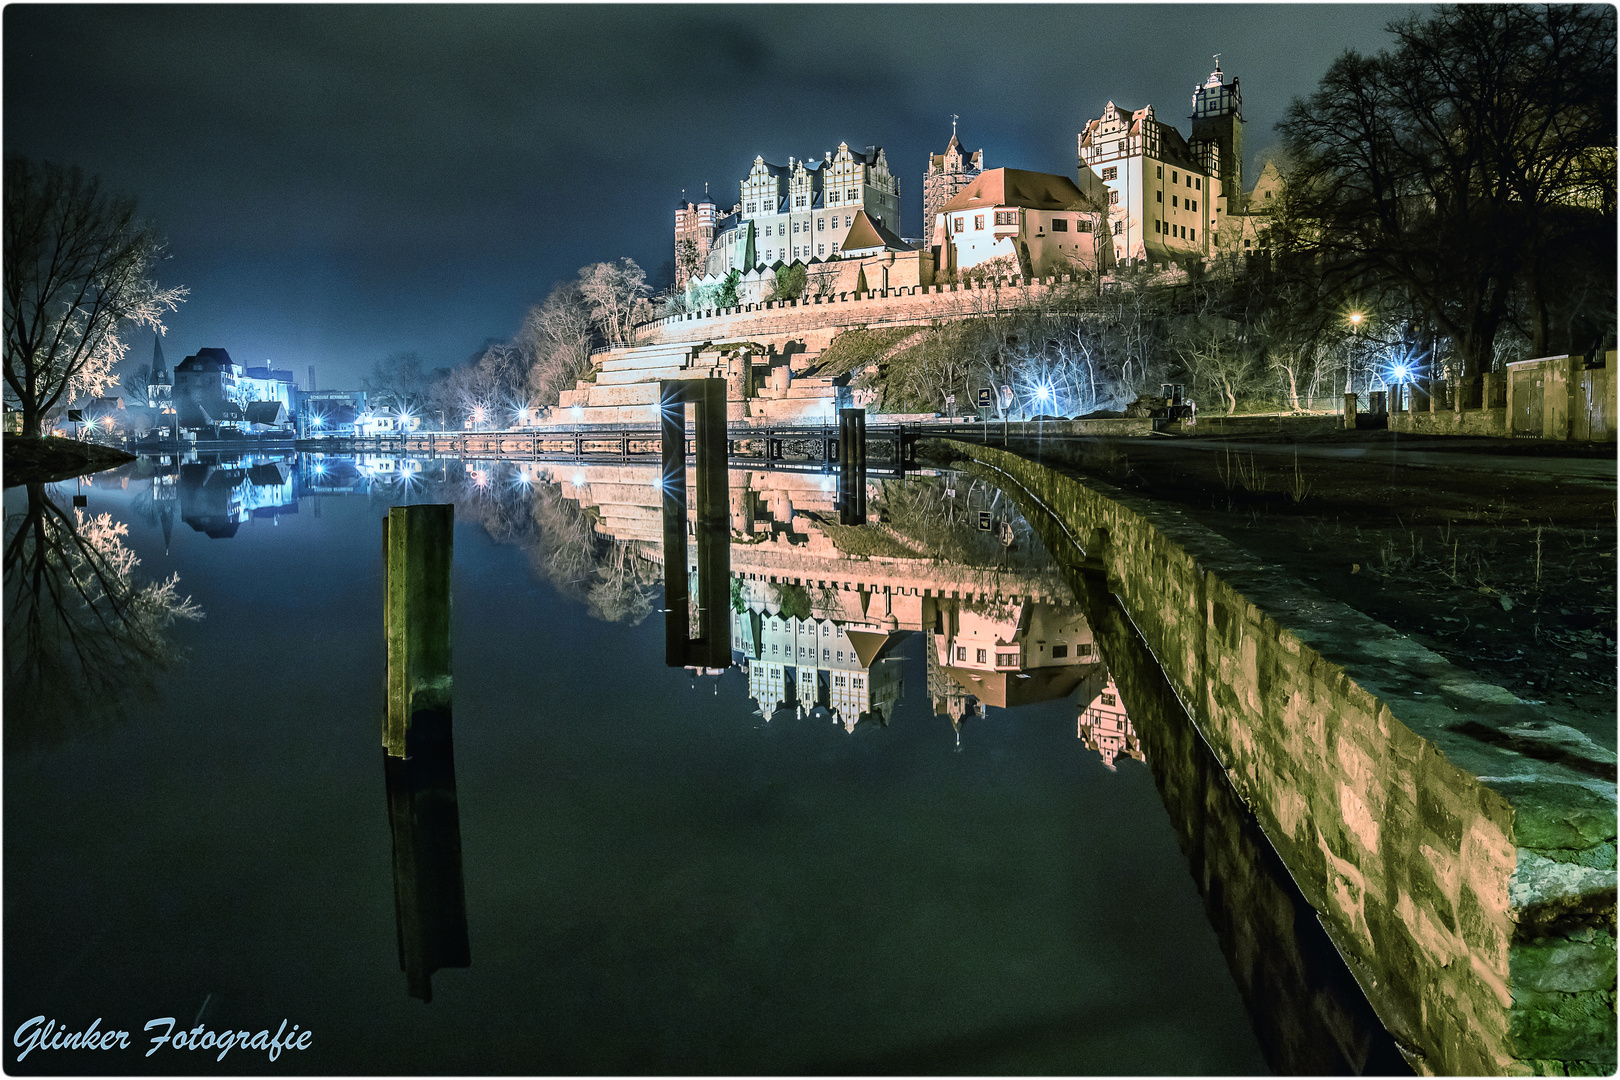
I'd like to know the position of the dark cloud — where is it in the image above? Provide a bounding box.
[4,4,1418,387]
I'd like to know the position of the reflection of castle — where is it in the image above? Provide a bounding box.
[734,596,905,732]
[932,596,1100,709]
[1075,669,1142,770]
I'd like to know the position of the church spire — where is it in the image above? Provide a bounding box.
[151,331,167,378]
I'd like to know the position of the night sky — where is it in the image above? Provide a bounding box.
[5,4,1417,389]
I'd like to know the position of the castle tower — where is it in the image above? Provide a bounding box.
[674,188,720,288]
[1190,57,1244,209]
[923,118,984,252]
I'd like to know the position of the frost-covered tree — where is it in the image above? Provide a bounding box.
[4,160,186,437]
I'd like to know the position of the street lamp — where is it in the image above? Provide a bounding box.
[1345,310,1368,395]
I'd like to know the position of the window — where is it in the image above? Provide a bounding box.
[994,210,1017,225]
[1192,200,1197,213]
[818,244,825,255]
[822,649,829,660]
[852,677,863,688]
[1112,221,1122,235]
[792,221,799,233]
[1101,166,1118,181]
[837,650,844,661]
[1077,220,1091,232]
[771,644,778,654]
[1265,191,1273,200]
[746,201,755,213]
[1186,175,1192,187]
[974,215,985,230]
[956,646,966,662]
[845,215,852,227]
[1108,190,1119,205]
[1156,165,1163,179]
[765,224,773,236]
[1052,644,1069,658]
[1244,239,1251,248]
[1051,218,1068,232]
[823,625,830,635]
[954,217,965,233]
[1101,693,1117,706]
[817,218,825,231]
[975,648,987,664]
[1172,195,1178,208]
[1078,643,1096,656]
[1154,220,1161,234]
[1171,170,1178,183]
[1195,178,1201,191]
[1179,226,1185,239]
[846,187,857,200]
[796,195,806,208]
[1155,190,1162,203]
[1191,228,1196,241]
[996,651,1019,666]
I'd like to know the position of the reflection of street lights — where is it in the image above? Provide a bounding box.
[471,406,487,432]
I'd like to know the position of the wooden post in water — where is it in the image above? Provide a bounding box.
[384,504,453,758]
[660,379,731,668]
[838,407,867,525]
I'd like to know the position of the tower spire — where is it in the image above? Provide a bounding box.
[951,113,958,138]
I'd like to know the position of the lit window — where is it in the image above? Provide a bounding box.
[954,217,965,233]
[1113,221,1122,235]
[974,215,984,229]
[996,652,1019,666]
[994,210,1017,225]
[852,677,863,688]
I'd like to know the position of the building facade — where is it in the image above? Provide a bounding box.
[694,142,903,279]
[932,168,1109,280]
[922,123,985,243]
[1077,71,1230,265]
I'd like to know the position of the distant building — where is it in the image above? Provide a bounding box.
[932,168,1110,280]
[674,191,736,288]
[173,348,296,433]
[1077,64,1236,265]
[736,605,905,731]
[922,120,984,245]
[299,389,368,436]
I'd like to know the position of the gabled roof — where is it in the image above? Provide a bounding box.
[177,348,235,371]
[840,210,911,253]
[244,401,286,425]
[938,168,1099,215]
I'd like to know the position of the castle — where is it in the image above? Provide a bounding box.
[675,62,1252,292]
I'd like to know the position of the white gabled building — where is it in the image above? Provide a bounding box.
[1077,99,1219,265]
[932,168,1110,281]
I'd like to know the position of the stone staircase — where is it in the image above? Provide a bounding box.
[554,338,847,426]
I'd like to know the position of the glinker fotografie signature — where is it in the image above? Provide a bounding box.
[14,1015,313,1063]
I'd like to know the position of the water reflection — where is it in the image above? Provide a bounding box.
[2,481,202,747]
[107,449,1404,1068]
[384,709,471,1004]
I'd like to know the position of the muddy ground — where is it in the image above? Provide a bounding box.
[928,429,1618,731]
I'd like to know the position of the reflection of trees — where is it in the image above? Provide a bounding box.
[421,460,660,627]
[3,483,201,746]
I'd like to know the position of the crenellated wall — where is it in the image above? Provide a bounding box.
[944,438,1616,1076]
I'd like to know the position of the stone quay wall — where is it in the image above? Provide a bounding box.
[942,438,1616,1076]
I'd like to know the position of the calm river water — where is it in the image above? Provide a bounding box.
[3,450,1398,1074]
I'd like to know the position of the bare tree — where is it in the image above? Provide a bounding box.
[576,258,650,346]
[4,160,187,437]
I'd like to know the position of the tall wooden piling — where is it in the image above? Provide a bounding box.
[838,407,867,525]
[384,503,453,758]
[660,379,731,667]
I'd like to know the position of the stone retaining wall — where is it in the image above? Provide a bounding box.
[1390,408,1511,438]
[942,438,1616,1076]
[644,277,1083,345]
